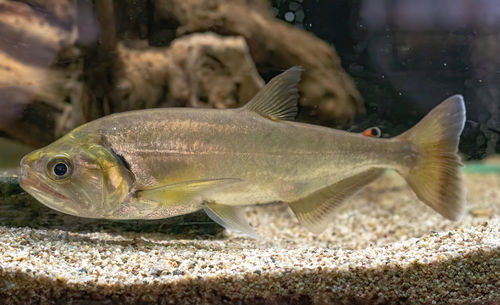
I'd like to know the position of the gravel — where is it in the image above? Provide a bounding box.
[0,169,499,305]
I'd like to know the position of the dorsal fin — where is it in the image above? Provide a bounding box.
[243,66,303,121]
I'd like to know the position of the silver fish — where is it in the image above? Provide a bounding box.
[19,67,466,237]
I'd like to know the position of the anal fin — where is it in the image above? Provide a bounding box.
[204,203,257,238]
[289,168,385,234]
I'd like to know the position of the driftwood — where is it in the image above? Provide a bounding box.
[152,0,364,124]
[0,0,363,148]
[76,32,265,127]
[108,33,264,114]
[0,0,76,147]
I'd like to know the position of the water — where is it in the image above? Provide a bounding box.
[275,0,500,160]
[0,0,498,159]
[0,1,499,303]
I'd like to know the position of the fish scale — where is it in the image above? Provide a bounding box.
[19,66,466,238]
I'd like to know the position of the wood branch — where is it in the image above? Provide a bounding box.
[0,87,67,147]
[0,0,365,148]
[153,0,364,125]
[0,1,76,147]
[107,33,263,114]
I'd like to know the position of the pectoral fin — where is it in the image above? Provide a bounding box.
[289,169,385,234]
[137,178,241,206]
[204,203,257,238]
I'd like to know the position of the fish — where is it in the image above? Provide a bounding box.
[19,66,466,238]
[361,126,382,138]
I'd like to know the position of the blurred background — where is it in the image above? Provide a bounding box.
[272,0,500,160]
[0,0,499,166]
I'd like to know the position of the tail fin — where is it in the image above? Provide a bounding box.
[397,95,466,221]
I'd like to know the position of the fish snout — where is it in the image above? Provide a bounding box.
[20,151,35,167]
[18,158,31,190]
[18,152,37,189]
[19,155,28,186]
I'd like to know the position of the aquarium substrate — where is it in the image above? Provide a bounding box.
[0,169,499,304]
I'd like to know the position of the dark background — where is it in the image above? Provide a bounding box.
[272,0,500,160]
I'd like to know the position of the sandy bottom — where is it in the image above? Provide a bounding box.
[0,169,499,304]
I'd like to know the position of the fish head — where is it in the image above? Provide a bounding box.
[19,134,133,218]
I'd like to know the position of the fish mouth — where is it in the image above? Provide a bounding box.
[19,170,71,204]
[19,167,93,217]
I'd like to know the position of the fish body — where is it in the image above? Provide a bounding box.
[19,67,466,237]
[80,109,403,207]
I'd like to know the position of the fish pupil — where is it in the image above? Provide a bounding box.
[53,163,68,176]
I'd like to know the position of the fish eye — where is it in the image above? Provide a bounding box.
[47,156,73,181]
[54,163,68,176]
[370,127,381,137]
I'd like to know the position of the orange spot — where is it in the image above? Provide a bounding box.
[362,128,373,137]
